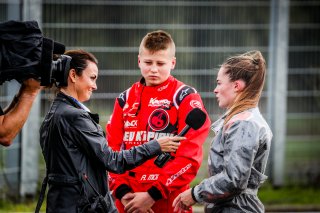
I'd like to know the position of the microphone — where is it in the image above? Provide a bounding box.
[154,108,207,168]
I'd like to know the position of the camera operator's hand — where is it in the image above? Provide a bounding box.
[0,78,42,146]
[19,78,41,97]
[156,136,184,153]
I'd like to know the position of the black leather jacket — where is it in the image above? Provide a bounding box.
[40,92,162,213]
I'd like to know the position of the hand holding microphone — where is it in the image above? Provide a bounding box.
[154,108,207,168]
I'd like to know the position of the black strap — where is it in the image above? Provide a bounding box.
[35,120,52,213]
[82,173,110,211]
[34,175,48,213]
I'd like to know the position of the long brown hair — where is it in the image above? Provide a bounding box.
[223,50,266,124]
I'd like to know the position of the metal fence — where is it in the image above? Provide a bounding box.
[0,0,319,198]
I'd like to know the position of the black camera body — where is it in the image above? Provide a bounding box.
[39,36,71,87]
[0,20,71,86]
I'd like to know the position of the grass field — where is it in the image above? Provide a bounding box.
[0,183,320,212]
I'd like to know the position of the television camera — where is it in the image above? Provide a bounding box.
[0,20,71,87]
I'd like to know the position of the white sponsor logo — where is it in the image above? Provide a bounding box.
[158,83,169,91]
[140,174,159,181]
[124,120,138,128]
[190,100,202,109]
[166,163,192,186]
[126,102,140,117]
[148,98,171,108]
[123,131,175,143]
[119,93,125,102]
[179,88,190,101]
[123,103,129,110]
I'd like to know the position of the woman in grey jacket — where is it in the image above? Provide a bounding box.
[38,50,183,213]
[173,50,272,213]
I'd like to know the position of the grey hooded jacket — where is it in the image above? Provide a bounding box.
[193,107,272,213]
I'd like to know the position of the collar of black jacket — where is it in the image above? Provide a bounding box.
[57,92,100,124]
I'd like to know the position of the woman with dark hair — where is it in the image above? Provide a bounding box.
[38,49,183,213]
[173,50,273,213]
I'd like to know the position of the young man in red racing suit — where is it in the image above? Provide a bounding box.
[106,30,211,213]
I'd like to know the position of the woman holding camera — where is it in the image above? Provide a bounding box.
[38,49,183,213]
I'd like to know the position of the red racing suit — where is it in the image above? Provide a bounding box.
[106,76,211,213]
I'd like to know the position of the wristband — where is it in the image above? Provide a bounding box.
[115,184,132,200]
[191,186,197,202]
[147,186,163,201]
